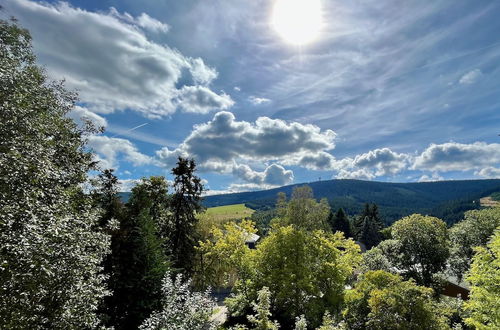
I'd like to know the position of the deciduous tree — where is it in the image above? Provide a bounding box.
[0,18,109,328]
[343,271,448,330]
[464,229,500,329]
[391,214,449,286]
[449,208,500,280]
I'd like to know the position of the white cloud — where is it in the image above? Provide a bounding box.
[335,168,375,180]
[156,111,336,169]
[459,69,483,85]
[109,7,169,33]
[233,163,294,186]
[233,86,241,92]
[412,142,500,172]
[475,167,500,179]
[176,86,234,114]
[68,106,107,128]
[118,179,142,192]
[154,111,334,185]
[188,58,218,85]
[4,0,232,118]
[418,173,444,182]
[87,135,153,169]
[353,148,410,176]
[249,96,271,105]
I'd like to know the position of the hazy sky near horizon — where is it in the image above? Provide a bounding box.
[3,0,500,193]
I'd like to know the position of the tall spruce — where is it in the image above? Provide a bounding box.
[328,208,352,238]
[169,157,204,273]
[0,18,110,328]
[354,203,384,249]
[107,177,170,329]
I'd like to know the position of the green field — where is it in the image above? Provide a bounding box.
[200,203,254,221]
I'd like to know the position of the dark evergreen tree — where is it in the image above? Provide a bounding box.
[369,203,385,231]
[106,178,170,329]
[354,203,384,249]
[91,169,124,227]
[359,216,383,250]
[91,169,125,324]
[353,203,371,239]
[328,208,352,238]
[169,157,204,274]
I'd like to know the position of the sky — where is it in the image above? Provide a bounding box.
[3,0,500,193]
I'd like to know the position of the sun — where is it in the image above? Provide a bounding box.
[271,0,323,45]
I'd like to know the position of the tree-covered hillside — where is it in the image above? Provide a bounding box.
[202,179,500,225]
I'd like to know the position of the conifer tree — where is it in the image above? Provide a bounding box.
[169,157,204,273]
[328,208,352,238]
[354,203,384,249]
[107,178,170,329]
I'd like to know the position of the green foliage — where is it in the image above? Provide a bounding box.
[391,214,449,286]
[449,207,500,281]
[274,186,331,231]
[353,204,384,249]
[343,271,449,330]
[107,177,170,329]
[0,18,109,328]
[247,287,280,330]
[464,229,500,329]
[195,220,256,289]
[294,314,307,330]
[360,245,393,273]
[328,208,353,238]
[250,208,277,236]
[140,272,217,330]
[253,227,361,327]
[169,157,204,273]
[490,192,500,201]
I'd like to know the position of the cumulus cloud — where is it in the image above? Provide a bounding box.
[475,167,500,179]
[88,135,153,169]
[335,168,375,180]
[68,106,107,128]
[352,148,410,176]
[233,163,294,186]
[459,69,483,85]
[154,111,335,186]
[412,142,500,172]
[176,86,234,114]
[418,173,444,182]
[156,111,336,168]
[4,0,232,118]
[249,96,271,105]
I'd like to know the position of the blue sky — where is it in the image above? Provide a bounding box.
[3,0,500,193]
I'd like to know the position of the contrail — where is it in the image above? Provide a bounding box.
[110,123,148,138]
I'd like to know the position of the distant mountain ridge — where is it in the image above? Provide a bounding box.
[203,179,500,225]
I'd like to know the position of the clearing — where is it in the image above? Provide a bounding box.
[198,203,254,222]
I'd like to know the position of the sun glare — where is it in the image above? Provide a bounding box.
[272,0,323,45]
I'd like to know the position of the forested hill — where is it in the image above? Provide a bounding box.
[203,179,500,225]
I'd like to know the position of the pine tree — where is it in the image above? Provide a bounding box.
[328,208,352,238]
[107,178,170,329]
[359,216,382,250]
[169,157,204,274]
[354,204,384,249]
